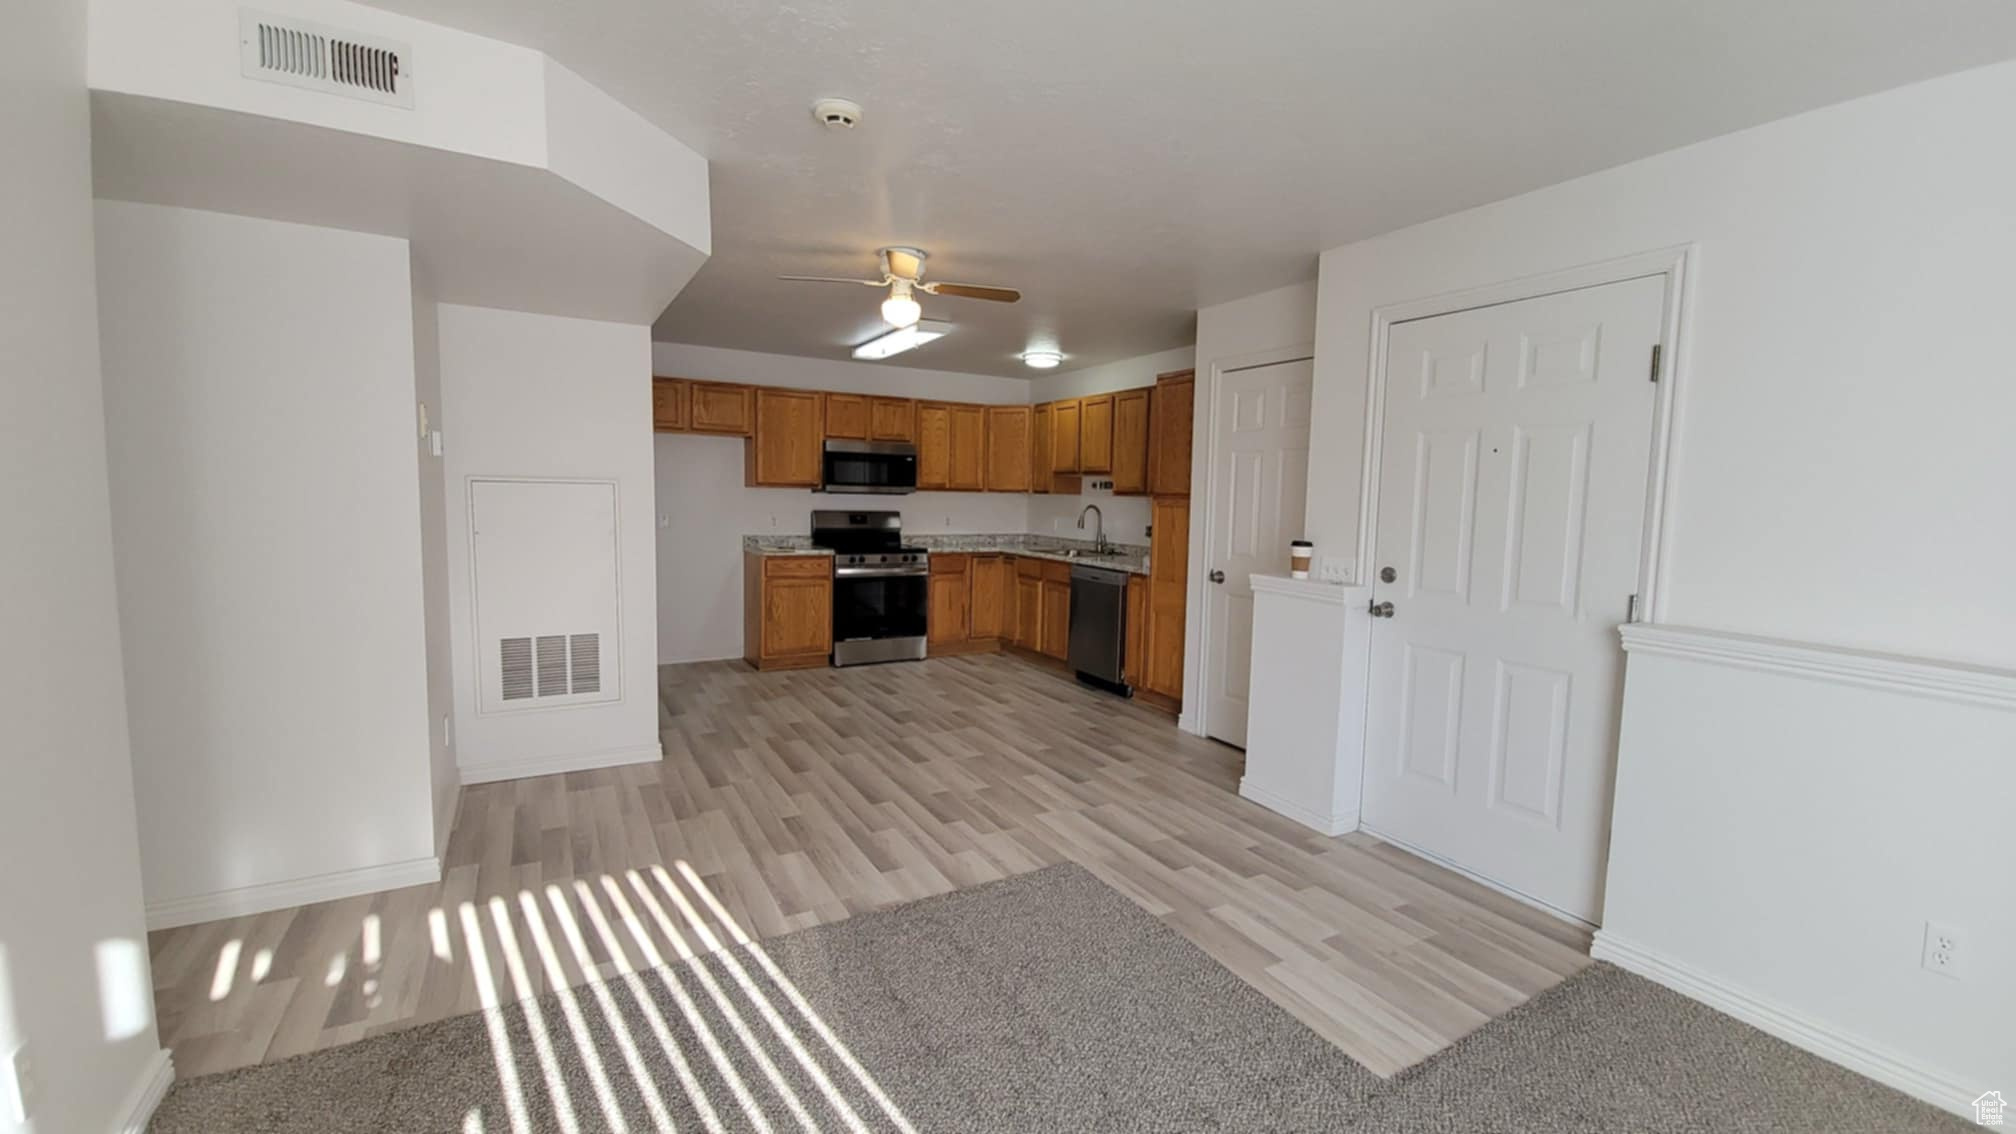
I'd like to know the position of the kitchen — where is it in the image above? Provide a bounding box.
[652,350,1196,713]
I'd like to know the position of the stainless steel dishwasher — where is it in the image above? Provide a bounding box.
[1068,563,1131,693]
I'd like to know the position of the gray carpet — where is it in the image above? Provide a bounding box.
[151,864,1966,1133]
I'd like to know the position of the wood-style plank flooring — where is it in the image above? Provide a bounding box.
[149,653,1590,1081]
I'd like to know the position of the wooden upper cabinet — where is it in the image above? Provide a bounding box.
[824,393,869,440]
[948,404,986,491]
[1148,370,1195,496]
[984,406,1032,493]
[1111,387,1151,494]
[1050,398,1082,474]
[970,555,1009,640]
[915,403,953,489]
[652,378,690,432]
[747,387,823,487]
[1079,393,1114,474]
[869,397,916,442]
[1030,403,1054,495]
[689,381,755,436]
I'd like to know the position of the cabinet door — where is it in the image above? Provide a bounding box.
[1079,393,1114,474]
[916,403,953,489]
[948,404,986,491]
[1148,372,1194,496]
[825,393,869,440]
[1050,398,1082,473]
[1111,387,1151,493]
[1015,576,1042,648]
[749,388,823,487]
[1030,404,1053,495]
[763,576,832,660]
[969,556,1007,639]
[869,397,916,442]
[928,557,971,646]
[1041,578,1071,660]
[653,378,690,432]
[1123,573,1149,687]
[690,382,755,436]
[1146,497,1190,697]
[984,406,1032,492]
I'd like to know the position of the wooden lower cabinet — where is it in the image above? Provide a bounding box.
[1013,558,1043,649]
[1141,497,1190,702]
[1039,559,1071,661]
[1123,574,1150,688]
[928,554,971,649]
[970,555,1009,641]
[743,553,832,670]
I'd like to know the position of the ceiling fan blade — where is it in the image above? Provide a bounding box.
[921,282,1022,303]
[777,275,886,286]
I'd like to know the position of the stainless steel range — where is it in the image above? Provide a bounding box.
[811,510,929,667]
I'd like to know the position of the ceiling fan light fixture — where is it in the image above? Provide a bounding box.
[880,292,923,328]
[854,320,953,361]
[1020,350,1064,370]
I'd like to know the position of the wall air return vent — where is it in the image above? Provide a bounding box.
[500,633,604,703]
[239,10,415,108]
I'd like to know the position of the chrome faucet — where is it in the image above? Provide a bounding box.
[1077,504,1109,554]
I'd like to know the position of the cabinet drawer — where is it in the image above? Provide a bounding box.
[929,552,970,575]
[1016,557,1043,580]
[1042,559,1070,584]
[763,555,832,578]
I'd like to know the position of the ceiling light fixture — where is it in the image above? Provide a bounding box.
[1020,350,1063,370]
[853,319,952,361]
[880,281,922,328]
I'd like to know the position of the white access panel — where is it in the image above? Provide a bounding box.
[469,478,621,714]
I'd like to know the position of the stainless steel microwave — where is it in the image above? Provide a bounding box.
[820,440,918,494]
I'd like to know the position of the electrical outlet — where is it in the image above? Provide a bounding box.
[5,1042,38,1123]
[1922,922,1964,978]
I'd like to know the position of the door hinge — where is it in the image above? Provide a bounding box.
[1648,344,1662,383]
[1626,593,1640,623]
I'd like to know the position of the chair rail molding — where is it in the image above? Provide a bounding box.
[1619,623,2016,709]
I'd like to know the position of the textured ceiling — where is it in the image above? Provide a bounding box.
[358,0,2016,375]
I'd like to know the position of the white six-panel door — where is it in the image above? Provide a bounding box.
[1203,358,1312,747]
[1361,276,1665,923]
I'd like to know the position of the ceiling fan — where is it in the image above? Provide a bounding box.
[779,246,1021,328]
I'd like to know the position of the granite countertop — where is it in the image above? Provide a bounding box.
[742,532,1150,575]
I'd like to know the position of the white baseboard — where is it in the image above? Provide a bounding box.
[459,742,662,786]
[1358,822,1595,929]
[1591,930,1974,1119]
[1238,779,1357,837]
[434,777,462,861]
[113,1048,174,1133]
[145,855,442,930]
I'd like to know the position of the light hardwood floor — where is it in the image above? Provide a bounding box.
[149,653,1590,1080]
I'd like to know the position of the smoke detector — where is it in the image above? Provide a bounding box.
[810,98,863,129]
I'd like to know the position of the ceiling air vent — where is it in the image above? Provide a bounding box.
[239,10,415,108]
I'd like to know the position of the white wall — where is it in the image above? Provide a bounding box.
[1182,280,1319,727]
[1600,628,2014,1113]
[95,202,438,923]
[442,305,660,778]
[0,1,168,1126]
[411,264,459,856]
[1304,62,2016,1108]
[1310,63,2016,667]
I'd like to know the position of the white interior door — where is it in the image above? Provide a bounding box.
[1204,358,1312,747]
[1361,275,1665,923]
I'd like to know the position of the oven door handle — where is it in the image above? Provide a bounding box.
[833,565,930,579]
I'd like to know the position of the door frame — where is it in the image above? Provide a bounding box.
[1355,244,1696,626]
[1187,344,1315,741]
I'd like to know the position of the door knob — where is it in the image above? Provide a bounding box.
[1208,569,1226,584]
[1368,600,1395,618]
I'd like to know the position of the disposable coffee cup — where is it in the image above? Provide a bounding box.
[1289,540,1314,580]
